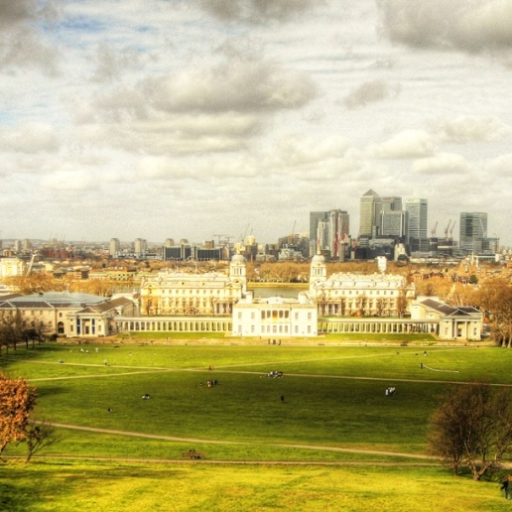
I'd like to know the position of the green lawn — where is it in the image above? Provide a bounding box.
[1,342,512,510]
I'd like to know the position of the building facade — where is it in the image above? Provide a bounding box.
[0,292,136,338]
[405,198,428,245]
[308,254,415,317]
[139,254,247,316]
[410,296,483,341]
[359,189,382,237]
[232,292,317,337]
[109,238,120,258]
[460,212,488,254]
[0,258,25,278]
[309,209,350,259]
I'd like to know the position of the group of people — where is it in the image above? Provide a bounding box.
[199,380,218,387]
[267,370,284,378]
[385,386,397,396]
[141,393,151,399]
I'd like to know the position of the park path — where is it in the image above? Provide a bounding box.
[43,420,439,462]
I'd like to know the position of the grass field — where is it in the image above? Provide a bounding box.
[2,341,512,511]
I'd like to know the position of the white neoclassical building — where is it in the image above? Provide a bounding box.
[410,296,483,341]
[0,291,136,338]
[139,254,247,316]
[232,292,317,338]
[309,254,415,317]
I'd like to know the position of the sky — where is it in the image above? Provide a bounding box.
[1,0,512,246]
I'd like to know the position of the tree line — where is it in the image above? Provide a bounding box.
[0,311,53,356]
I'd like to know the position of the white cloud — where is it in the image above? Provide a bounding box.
[0,123,59,153]
[487,153,512,176]
[343,80,400,109]
[197,0,319,24]
[412,152,474,175]
[41,170,98,191]
[367,130,435,159]
[275,134,351,167]
[143,59,317,113]
[434,115,512,143]
[90,43,142,82]
[378,0,512,55]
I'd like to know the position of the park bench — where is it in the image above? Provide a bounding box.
[182,450,204,459]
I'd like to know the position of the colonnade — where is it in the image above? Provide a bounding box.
[115,316,232,333]
[318,319,439,335]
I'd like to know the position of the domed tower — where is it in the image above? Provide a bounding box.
[229,253,247,291]
[310,253,327,290]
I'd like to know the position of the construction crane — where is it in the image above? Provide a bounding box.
[26,253,37,276]
[430,221,438,237]
[444,220,451,238]
[240,224,250,244]
[449,221,456,240]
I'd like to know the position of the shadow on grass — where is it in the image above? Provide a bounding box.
[0,480,43,512]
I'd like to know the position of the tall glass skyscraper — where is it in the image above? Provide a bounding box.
[380,196,406,238]
[359,189,382,237]
[460,212,487,253]
[405,198,428,243]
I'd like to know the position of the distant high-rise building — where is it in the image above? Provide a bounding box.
[460,212,487,253]
[405,198,428,243]
[309,209,349,258]
[359,189,382,237]
[109,238,120,257]
[328,210,350,259]
[310,211,327,250]
[134,238,147,257]
[380,197,406,238]
[22,239,31,250]
[164,238,175,247]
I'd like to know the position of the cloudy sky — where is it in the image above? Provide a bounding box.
[2,0,512,246]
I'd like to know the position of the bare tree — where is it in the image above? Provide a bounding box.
[0,310,27,354]
[428,384,512,480]
[25,420,59,462]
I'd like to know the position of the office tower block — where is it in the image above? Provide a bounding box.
[309,210,349,258]
[380,197,406,238]
[109,238,120,257]
[460,212,487,253]
[405,198,428,242]
[359,189,382,237]
[134,238,147,257]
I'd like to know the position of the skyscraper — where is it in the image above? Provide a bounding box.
[309,209,349,258]
[359,189,382,237]
[460,212,487,253]
[310,211,328,251]
[380,197,406,238]
[109,238,120,257]
[134,238,147,258]
[405,198,428,242]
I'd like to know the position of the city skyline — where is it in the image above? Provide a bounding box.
[1,2,512,245]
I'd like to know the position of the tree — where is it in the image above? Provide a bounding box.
[428,384,512,480]
[472,280,512,347]
[25,420,59,462]
[0,374,38,457]
[0,310,27,355]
